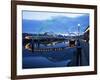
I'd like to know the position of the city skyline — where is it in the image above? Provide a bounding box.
[22,11,89,36]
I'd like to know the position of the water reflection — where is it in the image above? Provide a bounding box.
[25,40,69,51]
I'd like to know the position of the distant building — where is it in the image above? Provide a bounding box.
[43,32,57,37]
[83,26,89,42]
[25,36,32,39]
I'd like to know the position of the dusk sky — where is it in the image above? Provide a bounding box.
[22,11,89,36]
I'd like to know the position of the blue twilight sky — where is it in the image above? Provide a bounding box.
[22,11,89,36]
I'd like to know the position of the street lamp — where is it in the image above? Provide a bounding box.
[76,23,82,66]
[77,24,81,41]
[78,23,81,37]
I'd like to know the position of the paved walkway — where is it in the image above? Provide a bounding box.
[79,40,89,66]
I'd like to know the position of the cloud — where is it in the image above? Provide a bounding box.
[22,11,88,20]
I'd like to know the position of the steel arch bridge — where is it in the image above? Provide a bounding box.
[67,32,77,39]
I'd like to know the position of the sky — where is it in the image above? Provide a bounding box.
[22,11,89,36]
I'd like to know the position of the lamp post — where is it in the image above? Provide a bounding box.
[78,23,80,38]
[76,23,82,66]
